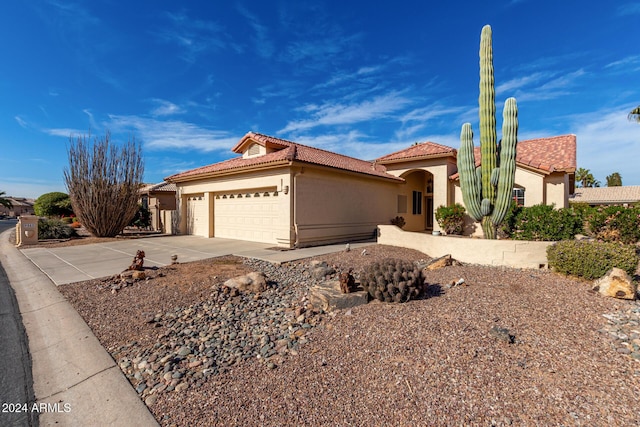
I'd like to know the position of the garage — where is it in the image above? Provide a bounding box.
[185,194,208,237]
[214,190,281,244]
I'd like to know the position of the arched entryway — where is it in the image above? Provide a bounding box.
[399,169,434,232]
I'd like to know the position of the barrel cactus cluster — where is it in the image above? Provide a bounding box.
[360,259,424,303]
[458,25,519,239]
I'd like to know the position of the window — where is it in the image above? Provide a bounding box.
[412,191,422,215]
[397,195,407,214]
[512,187,525,206]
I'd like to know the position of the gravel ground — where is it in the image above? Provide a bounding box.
[58,244,640,426]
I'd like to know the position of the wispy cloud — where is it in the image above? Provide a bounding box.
[150,99,185,117]
[236,5,274,58]
[617,3,640,16]
[567,106,640,184]
[510,69,587,102]
[605,54,640,72]
[44,128,85,137]
[108,115,239,153]
[496,72,553,96]
[279,91,412,133]
[14,116,29,129]
[157,11,228,62]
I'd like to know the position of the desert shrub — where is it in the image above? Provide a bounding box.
[38,218,78,240]
[585,205,640,244]
[129,204,152,229]
[547,240,638,280]
[435,203,466,235]
[34,192,73,218]
[505,204,583,241]
[360,258,424,303]
[390,216,405,228]
[498,201,521,237]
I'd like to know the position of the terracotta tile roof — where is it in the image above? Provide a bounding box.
[516,134,576,173]
[166,132,403,182]
[375,141,456,163]
[141,182,177,193]
[448,134,577,179]
[570,186,640,205]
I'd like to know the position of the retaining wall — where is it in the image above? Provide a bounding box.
[377,225,553,269]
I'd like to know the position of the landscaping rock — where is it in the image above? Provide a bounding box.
[593,268,637,300]
[224,271,267,293]
[422,254,459,271]
[489,326,515,344]
[309,280,368,312]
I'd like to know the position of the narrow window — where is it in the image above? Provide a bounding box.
[512,187,525,206]
[412,191,422,215]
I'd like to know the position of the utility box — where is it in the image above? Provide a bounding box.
[16,215,38,247]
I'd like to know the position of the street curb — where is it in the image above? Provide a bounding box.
[0,230,159,427]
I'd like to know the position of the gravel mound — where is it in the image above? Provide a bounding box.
[59,245,640,426]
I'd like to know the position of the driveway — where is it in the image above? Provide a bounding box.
[20,235,373,286]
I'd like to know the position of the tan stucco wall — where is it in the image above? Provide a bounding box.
[378,224,552,269]
[544,172,569,208]
[293,167,399,246]
[175,169,292,244]
[383,158,458,233]
[148,193,176,232]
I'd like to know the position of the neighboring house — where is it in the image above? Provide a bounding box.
[0,197,35,218]
[139,182,177,234]
[166,132,577,247]
[569,186,640,206]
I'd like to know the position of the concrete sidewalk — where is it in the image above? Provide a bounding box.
[1,229,159,426]
[20,235,374,286]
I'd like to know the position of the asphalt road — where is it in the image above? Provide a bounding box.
[0,219,38,427]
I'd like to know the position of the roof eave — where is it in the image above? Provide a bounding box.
[166,159,292,183]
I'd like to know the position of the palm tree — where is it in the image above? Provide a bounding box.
[629,106,640,123]
[575,168,600,188]
[606,172,622,187]
[0,191,13,210]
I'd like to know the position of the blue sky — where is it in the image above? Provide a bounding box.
[2,1,639,198]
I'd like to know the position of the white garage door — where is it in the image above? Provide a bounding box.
[214,191,281,244]
[186,194,208,237]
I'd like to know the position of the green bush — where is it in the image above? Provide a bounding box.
[585,205,640,244]
[547,240,638,280]
[38,218,78,240]
[34,192,73,217]
[129,204,152,229]
[435,203,466,235]
[504,204,583,241]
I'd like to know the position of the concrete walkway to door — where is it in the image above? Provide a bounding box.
[20,235,374,286]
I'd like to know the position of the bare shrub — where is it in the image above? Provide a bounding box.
[64,131,144,237]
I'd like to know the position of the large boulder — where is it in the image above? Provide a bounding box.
[593,268,637,300]
[309,280,368,312]
[224,271,267,293]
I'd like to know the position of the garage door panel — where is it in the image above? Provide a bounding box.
[214,192,280,244]
[186,194,208,237]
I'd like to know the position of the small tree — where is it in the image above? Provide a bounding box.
[34,192,73,217]
[129,204,152,229]
[0,191,12,210]
[606,172,622,187]
[64,131,144,237]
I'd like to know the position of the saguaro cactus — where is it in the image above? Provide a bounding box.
[458,25,518,239]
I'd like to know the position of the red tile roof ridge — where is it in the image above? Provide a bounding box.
[376,140,456,162]
[168,131,403,182]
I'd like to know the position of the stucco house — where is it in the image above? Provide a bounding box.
[139,182,177,234]
[569,185,640,206]
[0,197,35,218]
[166,132,576,247]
